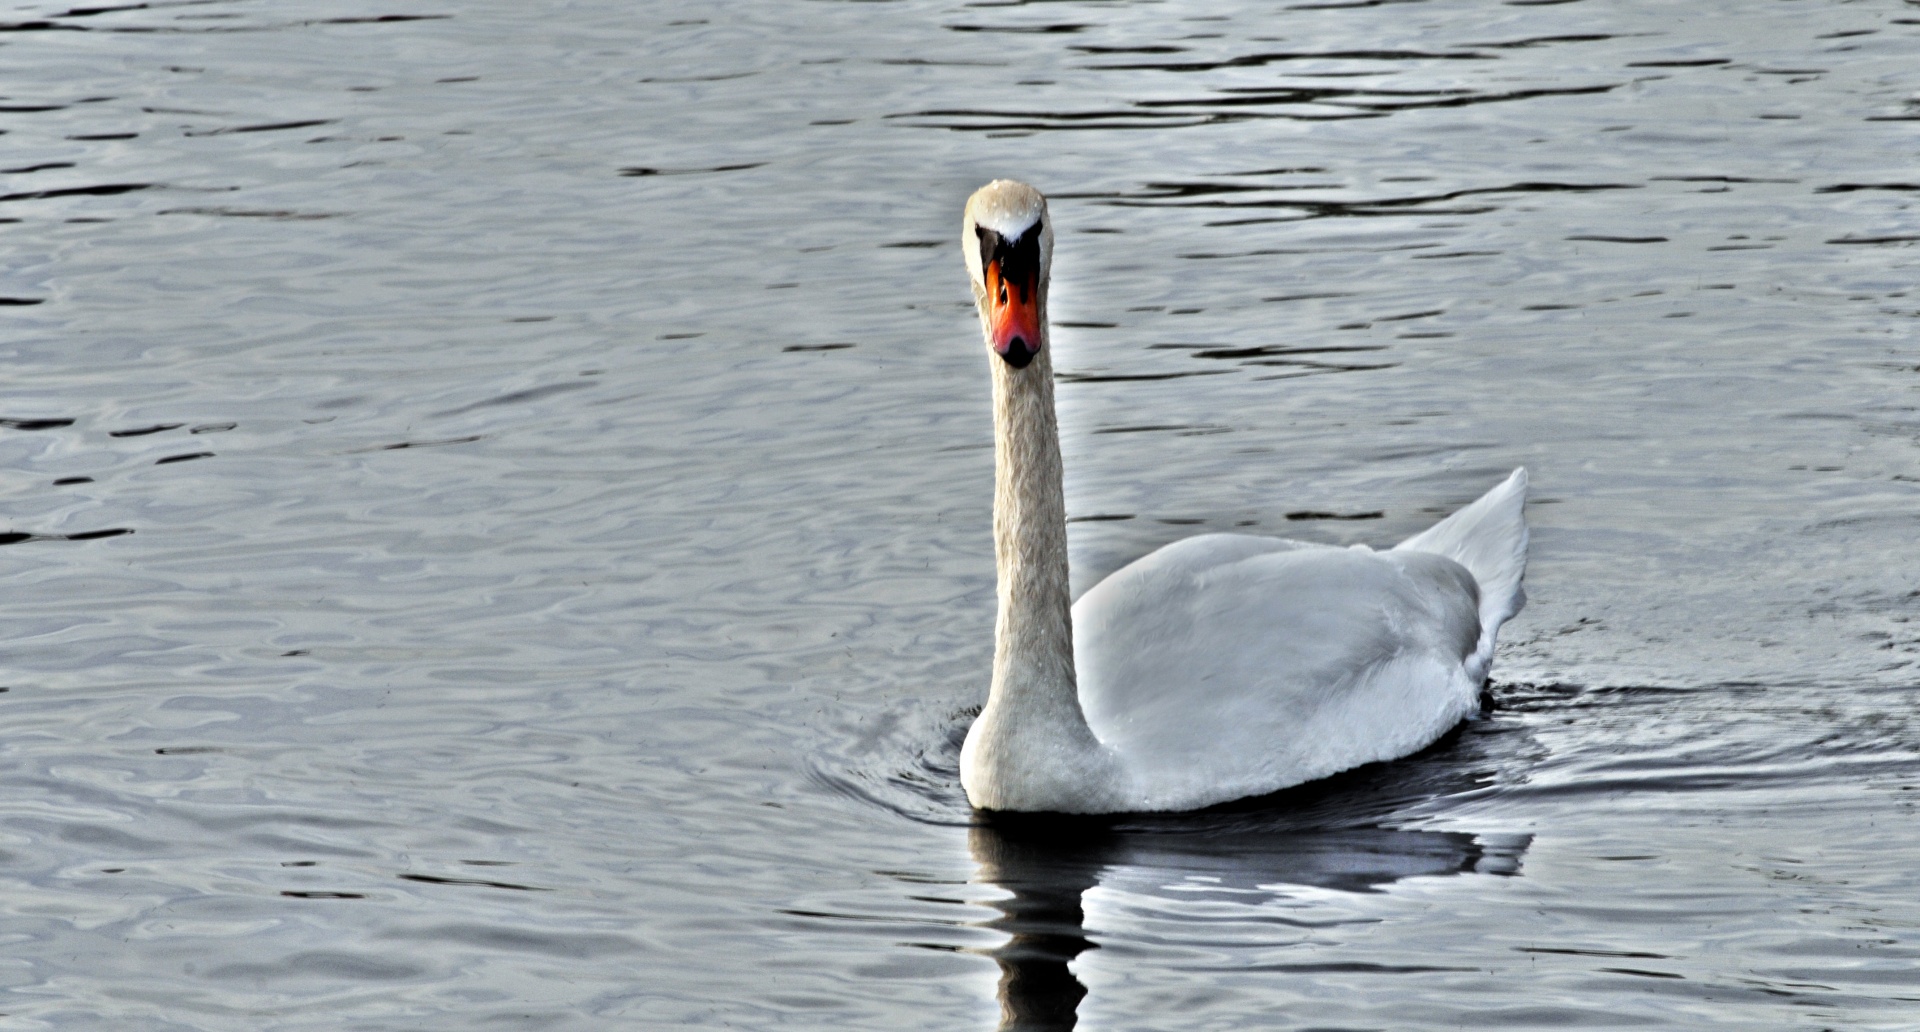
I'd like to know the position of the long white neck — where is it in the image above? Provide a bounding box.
[961,300,1122,813]
[988,340,1078,716]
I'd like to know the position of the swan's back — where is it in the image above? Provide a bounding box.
[1073,536,1486,810]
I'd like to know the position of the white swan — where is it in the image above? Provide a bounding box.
[957,180,1529,814]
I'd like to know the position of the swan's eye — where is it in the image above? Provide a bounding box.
[975,225,1002,284]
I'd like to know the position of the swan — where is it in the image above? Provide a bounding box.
[957,179,1529,814]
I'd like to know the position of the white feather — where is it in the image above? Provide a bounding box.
[1071,482,1523,812]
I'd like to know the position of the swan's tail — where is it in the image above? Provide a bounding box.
[1394,468,1529,653]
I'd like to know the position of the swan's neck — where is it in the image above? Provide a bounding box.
[988,343,1078,716]
[964,313,1121,812]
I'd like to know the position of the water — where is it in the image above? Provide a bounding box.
[2,0,1918,1027]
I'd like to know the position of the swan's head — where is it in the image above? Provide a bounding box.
[963,180,1053,370]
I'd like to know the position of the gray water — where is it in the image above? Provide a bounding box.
[3,0,1919,1027]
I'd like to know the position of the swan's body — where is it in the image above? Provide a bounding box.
[957,180,1529,814]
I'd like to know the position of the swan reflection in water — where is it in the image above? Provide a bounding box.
[965,742,1531,1031]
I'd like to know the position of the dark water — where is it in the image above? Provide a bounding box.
[4,0,1919,1027]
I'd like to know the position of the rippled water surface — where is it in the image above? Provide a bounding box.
[4,0,1920,1027]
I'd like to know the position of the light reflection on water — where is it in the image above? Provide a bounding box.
[2,0,1919,1028]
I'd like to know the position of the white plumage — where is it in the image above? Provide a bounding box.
[1073,471,1528,812]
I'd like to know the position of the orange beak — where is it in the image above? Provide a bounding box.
[985,257,1042,369]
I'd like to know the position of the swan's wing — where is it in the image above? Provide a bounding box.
[1395,467,1529,657]
[1071,534,1483,810]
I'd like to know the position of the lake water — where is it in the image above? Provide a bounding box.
[4,0,1919,1027]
